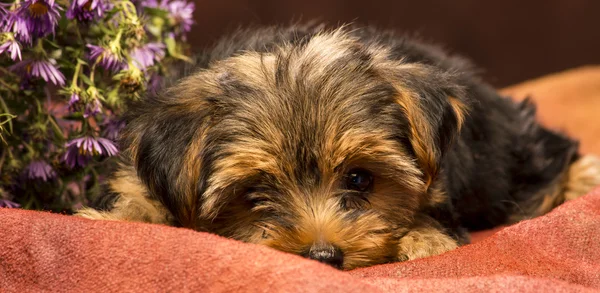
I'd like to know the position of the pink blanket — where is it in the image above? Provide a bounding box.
[1,186,599,292]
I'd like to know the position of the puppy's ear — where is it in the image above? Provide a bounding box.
[384,63,469,189]
[120,72,218,228]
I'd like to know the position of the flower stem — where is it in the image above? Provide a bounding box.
[71,59,84,88]
[0,97,15,132]
[0,78,18,92]
[120,1,139,21]
[89,61,98,84]
[33,39,47,57]
[0,66,17,78]
[0,147,6,174]
[109,29,123,54]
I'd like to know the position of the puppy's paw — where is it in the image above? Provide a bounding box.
[564,155,600,201]
[75,207,119,221]
[397,227,458,261]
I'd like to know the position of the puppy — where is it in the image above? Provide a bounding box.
[78,24,600,270]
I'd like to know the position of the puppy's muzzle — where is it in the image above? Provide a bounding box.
[302,242,344,269]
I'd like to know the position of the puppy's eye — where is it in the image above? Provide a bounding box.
[245,187,273,210]
[345,169,373,192]
[245,188,264,205]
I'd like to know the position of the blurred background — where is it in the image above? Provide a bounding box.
[188,0,600,88]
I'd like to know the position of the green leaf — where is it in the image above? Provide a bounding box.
[62,113,84,120]
[146,18,164,38]
[144,7,170,18]
[105,87,122,108]
[45,39,62,49]
[58,12,70,30]
[79,74,94,86]
[104,7,120,19]
[165,36,177,54]
[165,37,193,62]
[64,47,78,53]
[49,117,65,141]
[50,49,63,59]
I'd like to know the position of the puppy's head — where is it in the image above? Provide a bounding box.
[123,28,468,269]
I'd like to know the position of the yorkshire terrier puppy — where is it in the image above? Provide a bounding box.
[77,24,600,270]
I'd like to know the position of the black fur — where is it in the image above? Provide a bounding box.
[127,24,579,245]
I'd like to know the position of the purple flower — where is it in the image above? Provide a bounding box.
[0,199,20,208]
[130,42,165,70]
[167,0,194,36]
[68,91,80,107]
[11,58,66,86]
[136,0,193,37]
[25,160,57,181]
[136,0,164,10]
[64,136,118,168]
[0,9,31,44]
[87,44,125,72]
[61,87,82,112]
[139,0,160,8]
[83,98,102,118]
[16,0,62,38]
[18,77,35,90]
[67,0,109,22]
[102,119,125,141]
[0,35,22,60]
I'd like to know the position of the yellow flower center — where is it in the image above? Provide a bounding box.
[28,1,49,18]
[78,148,99,156]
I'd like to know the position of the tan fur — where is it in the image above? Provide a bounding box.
[199,131,427,269]
[76,167,172,225]
[426,185,451,206]
[448,96,468,132]
[77,30,462,270]
[81,29,586,270]
[397,225,459,261]
[258,192,396,270]
[385,84,466,191]
[395,91,437,189]
[176,129,207,228]
[563,155,600,200]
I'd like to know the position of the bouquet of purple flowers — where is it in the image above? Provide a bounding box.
[0,0,194,211]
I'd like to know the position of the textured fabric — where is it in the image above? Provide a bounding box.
[1,188,599,292]
[1,67,599,292]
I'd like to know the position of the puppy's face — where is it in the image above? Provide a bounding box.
[126,30,467,269]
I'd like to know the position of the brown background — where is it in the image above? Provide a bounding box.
[188,0,600,87]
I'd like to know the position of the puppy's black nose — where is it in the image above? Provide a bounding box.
[303,243,344,269]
